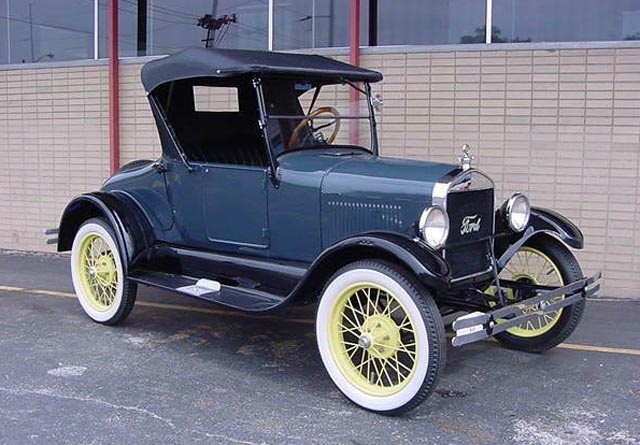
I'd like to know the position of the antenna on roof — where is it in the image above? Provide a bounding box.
[197,13,237,48]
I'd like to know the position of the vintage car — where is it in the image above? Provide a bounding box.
[48,48,600,415]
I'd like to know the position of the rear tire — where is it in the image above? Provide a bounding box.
[494,237,585,352]
[70,218,137,325]
[316,260,446,415]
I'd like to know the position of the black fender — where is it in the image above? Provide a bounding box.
[524,207,584,249]
[496,206,584,251]
[57,192,155,270]
[287,231,451,304]
[495,206,584,268]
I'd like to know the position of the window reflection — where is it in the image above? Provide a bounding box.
[98,0,137,58]
[2,0,640,65]
[493,0,640,43]
[146,0,267,55]
[376,0,486,46]
[1,0,93,64]
[273,0,368,50]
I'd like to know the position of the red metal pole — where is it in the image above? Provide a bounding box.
[108,0,120,175]
[349,0,360,145]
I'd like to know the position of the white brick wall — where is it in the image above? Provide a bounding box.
[0,65,110,250]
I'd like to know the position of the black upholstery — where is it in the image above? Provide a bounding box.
[173,112,267,166]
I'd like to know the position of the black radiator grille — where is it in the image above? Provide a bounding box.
[444,188,494,279]
[445,242,491,280]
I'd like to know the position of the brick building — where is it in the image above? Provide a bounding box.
[0,0,639,297]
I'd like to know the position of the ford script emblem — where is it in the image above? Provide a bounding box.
[460,214,481,235]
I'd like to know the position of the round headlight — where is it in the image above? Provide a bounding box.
[419,206,449,249]
[505,193,530,232]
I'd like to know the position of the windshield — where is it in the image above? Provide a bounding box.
[259,78,377,157]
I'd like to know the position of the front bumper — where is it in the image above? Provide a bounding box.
[451,272,601,347]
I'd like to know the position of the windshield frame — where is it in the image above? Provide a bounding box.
[252,76,379,185]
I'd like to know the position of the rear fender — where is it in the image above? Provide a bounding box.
[288,232,450,304]
[57,192,155,268]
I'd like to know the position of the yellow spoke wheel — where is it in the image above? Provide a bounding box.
[71,218,137,325]
[77,234,119,312]
[316,261,446,414]
[489,238,586,352]
[492,247,564,337]
[329,283,418,396]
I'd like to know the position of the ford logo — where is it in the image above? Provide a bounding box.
[460,214,482,235]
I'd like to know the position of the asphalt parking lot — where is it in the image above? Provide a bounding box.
[0,251,638,445]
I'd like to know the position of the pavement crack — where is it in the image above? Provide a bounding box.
[0,385,175,429]
[192,430,270,445]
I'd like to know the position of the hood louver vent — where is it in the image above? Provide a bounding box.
[325,200,404,242]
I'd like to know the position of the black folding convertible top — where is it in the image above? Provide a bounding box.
[141,47,383,92]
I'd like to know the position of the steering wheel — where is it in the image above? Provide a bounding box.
[288,106,341,149]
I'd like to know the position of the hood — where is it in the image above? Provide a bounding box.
[322,155,456,200]
[319,153,457,246]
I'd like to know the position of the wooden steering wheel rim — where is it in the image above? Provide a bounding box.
[287,106,341,149]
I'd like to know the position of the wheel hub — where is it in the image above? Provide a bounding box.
[95,254,117,285]
[357,333,372,349]
[361,314,400,360]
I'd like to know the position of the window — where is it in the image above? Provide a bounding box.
[193,86,239,112]
[98,0,138,58]
[273,0,369,50]
[97,0,268,58]
[147,0,267,56]
[493,0,640,43]
[1,0,93,64]
[375,0,486,46]
[262,79,374,155]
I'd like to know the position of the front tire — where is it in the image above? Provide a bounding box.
[71,218,137,325]
[316,260,446,415]
[494,236,585,352]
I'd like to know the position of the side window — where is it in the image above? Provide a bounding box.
[193,86,239,112]
[165,82,266,167]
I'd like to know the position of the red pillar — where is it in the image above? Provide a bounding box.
[349,0,360,145]
[108,0,120,175]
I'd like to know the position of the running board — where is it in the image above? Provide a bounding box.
[128,270,286,312]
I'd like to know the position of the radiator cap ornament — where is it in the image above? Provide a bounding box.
[459,144,475,171]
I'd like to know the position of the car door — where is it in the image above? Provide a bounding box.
[201,163,269,250]
[161,81,270,253]
[165,159,269,252]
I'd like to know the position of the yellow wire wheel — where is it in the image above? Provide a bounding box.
[496,247,565,337]
[316,261,445,414]
[490,237,586,352]
[328,282,419,396]
[76,233,119,312]
[71,218,136,325]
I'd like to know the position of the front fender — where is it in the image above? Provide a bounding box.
[527,207,584,249]
[494,206,583,266]
[57,192,155,267]
[288,232,451,304]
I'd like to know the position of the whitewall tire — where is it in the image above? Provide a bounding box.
[70,218,137,325]
[316,260,446,415]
